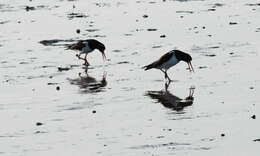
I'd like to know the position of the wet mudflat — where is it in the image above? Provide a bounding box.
[1,0,260,155]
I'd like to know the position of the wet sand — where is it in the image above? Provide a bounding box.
[1,0,260,155]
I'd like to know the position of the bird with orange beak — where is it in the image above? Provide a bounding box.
[143,50,194,82]
[67,39,106,66]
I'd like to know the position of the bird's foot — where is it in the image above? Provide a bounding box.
[83,61,89,66]
[167,78,173,83]
[76,54,85,60]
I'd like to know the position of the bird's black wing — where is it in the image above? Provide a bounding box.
[143,51,174,70]
[155,51,174,67]
[67,40,85,51]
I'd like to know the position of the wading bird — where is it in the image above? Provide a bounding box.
[67,39,106,66]
[143,50,194,81]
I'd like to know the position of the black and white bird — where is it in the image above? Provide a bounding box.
[143,50,194,81]
[67,39,106,66]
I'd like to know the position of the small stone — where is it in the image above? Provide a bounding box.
[251,115,256,119]
[76,29,80,34]
[250,87,254,90]
[56,86,60,91]
[202,26,206,29]
[168,129,172,131]
[229,22,238,25]
[143,14,148,18]
[221,133,225,137]
[58,67,70,71]
[36,122,43,126]
[92,110,96,114]
[160,34,166,38]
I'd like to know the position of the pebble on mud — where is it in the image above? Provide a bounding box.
[147,28,157,31]
[58,67,70,72]
[160,34,166,38]
[199,66,207,69]
[143,14,148,18]
[25,6,35,11]
[229,22,238,25]
[205,54,216,57]
[56,86,60,91]
[221,133,225,137]
[76,29,80,34]
[251,115,256,119]
[92,110,96,114]
[36,122,43,126]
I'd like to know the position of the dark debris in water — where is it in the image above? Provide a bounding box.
[246,3,260,6]
[91,35,106,38]
[34,131,47,134]
[25,6,36,11]
[253,139,260,142]
[36,122,43,126]
[56,86,60,91]
[143,14,149,18]
[130,142,190,149]
[152,45,162,49]
[176,10,194,14]
[198,66,207,69]
[209,46,220,49]
[208,8,216,11]
[112,49,121,53]
[205,54,216,57]
[212,3,225,8]
[251,115,256,119]
[160,34,166,38]
[67,13,88,19]
[47,82,59,85]
[86,29,99,32]
[0,20,10,24]
[117,61,129,64]
[147,28,157,31]
[58,67,71,72]
[229,22,238,25]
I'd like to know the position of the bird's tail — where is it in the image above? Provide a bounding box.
[142,63,155,71]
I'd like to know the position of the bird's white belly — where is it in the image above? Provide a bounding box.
[161,56,179,70]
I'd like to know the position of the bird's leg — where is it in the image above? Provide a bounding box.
[164,70,172,82]
[83,53,89,66]
[164,81,171,91]
[160,69,170,82]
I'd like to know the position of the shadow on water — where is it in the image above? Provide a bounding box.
[68,70,107,94]
[145,82,195,111]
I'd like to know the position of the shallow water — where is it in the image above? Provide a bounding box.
[1,0,260,155]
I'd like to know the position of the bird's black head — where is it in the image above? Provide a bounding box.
[174,50,194,72]
[174,50,192,63]
[87,39,106,60]
[88,39,105,52]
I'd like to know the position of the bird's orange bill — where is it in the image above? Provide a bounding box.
[101,51,106,61]
[188,62,194,72]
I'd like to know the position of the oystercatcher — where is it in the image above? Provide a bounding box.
[143,50,194,81]
[67,39,106,66]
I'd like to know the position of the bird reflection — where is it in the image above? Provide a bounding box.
[69,71,107,93]
[145,82,195,111]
